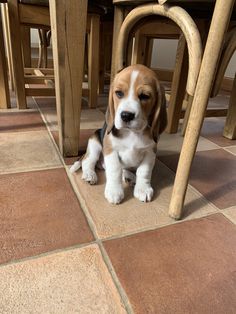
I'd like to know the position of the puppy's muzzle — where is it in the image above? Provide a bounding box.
[121,111,135,122]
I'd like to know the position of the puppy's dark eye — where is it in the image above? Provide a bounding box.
[138,93,150,101]
[115,90,124,98]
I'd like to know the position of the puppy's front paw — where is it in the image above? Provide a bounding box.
[105,185,124,204]
[134,184,153,202]
[82,169,98,185]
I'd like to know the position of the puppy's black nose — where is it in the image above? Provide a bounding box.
[121,111,135,122]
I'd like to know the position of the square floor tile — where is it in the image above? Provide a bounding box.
[201,117,236,147]
[69,161,216,239]
[0,130,62,173]
[0,111,45,133]
[0,245,125,313]
[160,149,236,209]
[158,132,219,156]
[104,214,236,314]
[0,168,94,264]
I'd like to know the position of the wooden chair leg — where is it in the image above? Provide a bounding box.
[99,21,105,94]
[7,0,26,109]
[223,73,236,139]
[169,0,234,219]
[132,30,147,64]
[132,32,153,67]
[111,6,125,81]
[166,34,188,133]
[145,37,154,67]
[0,8,10,109]
[21,26,31,67]
[181,95,193,136]
[88,14,100,108]
[38,29,48,68]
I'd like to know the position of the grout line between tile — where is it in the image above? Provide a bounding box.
[98,242,134,314]
[0,240,97,269]
[0,165,64,176]
[101,210,220,243]
[221,211,236,225]
[223,147,236,156]
[33,97,132,314]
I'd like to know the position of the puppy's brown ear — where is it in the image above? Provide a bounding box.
[149,80,167,142]
[105,83,115,134]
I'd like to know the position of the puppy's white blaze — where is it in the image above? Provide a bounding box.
[128,70,139,100]
[115,70,142,129]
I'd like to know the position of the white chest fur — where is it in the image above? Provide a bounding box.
[110,130,155,169]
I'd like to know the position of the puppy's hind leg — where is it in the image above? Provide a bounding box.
[82,135,102,185]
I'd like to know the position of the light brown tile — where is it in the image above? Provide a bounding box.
[69,161,216,239]
[201,117,236,147]
[225,146,236,156]
[0,168,94,264]
[160,149,236,209]
[0,245,126,314]
[223,207,236,224]
[104,214,236,314]
[0,130,62,173]
[0,111,45,133]
[158,132,219,156]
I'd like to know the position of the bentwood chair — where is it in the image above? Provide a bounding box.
[111,0,235,219]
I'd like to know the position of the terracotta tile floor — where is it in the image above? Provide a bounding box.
[0,92,236,313]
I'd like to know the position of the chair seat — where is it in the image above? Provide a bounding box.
[113,0,215,4]
[19,0,48,6]
[19,0,106,15]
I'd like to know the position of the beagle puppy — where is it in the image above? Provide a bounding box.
[70,64,167,204]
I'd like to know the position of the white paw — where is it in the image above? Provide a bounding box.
[105,184,124,204]
[122,169,136,186]
[82,169,97,185]
[134,184,153,202]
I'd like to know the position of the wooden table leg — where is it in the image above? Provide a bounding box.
[168,0,234,219]
[0,6,10,109]
[223,73,236,139]
[49,0,88,157]
[7,0,26,109]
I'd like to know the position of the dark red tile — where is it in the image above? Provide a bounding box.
[104,214,236,314]
[0,111,45,132]
[159,149,236,209]
[0,168,94,264]
[34,96,88,109]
